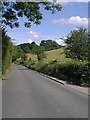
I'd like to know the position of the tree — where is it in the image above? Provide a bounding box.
[12,46,25,62]
[40,39,61,51]
[2,28,13,74]
[30,42,39,54]
[18,42,39,54]
[36,47,46,61]
[64,27,88,61]
[1,2,62,74]
[18,43,32,53]
[1,2,62,28]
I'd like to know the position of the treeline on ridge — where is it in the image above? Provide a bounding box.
[18,40,62,54]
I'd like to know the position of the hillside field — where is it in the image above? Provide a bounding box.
[26,48,71,63]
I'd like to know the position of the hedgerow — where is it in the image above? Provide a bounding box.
[20,59,89,87]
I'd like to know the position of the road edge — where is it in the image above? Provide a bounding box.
[30,69,89,95]
[17,64,89,95]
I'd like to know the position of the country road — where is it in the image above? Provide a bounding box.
[2,64,88,118]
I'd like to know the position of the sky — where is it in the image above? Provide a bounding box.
[7,2,88,45]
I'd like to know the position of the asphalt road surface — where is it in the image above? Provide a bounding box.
[2,64,88,118]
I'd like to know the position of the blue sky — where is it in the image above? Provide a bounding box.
[7,2,88,45]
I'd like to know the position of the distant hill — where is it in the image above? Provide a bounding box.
[40,40,62,51]
[18,40,62,54]
[26,48,71,63]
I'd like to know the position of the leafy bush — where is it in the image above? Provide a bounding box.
[54,61,89,86]
[2,28,13,75]
[19,58,89,87]
[27,60,36,70]
[37,60,89,86]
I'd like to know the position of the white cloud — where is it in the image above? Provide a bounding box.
[28,38,33,43]
[34,34,39,38]
[56,38,66,46]
[53,16,88,26]
[62,0,86,1]
[29,30,39,39]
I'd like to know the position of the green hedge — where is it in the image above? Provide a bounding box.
[20,59,89,87]
[36,60,89,86]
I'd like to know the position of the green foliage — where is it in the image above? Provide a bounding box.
[1,2,62,76]
[0,72,2,79]
[27,48,71,63]
[27,60,36,70]
[18,42,39,54]
[30,42,39,54]
[64,27,88,61]
[18,43,32,53]
[36,47,46,61]
[18,40,61,55]
[57,61,89,86]
[12,45,25,62]
[17,58,36,70]
[20,58,89,87]
[39,60,89,86]
[40,40,61,51]
[2,28,13,75]
[2,2,62,28]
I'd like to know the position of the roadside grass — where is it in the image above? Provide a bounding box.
[1,66,12,80]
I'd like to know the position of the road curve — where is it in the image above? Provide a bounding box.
[2,64,88,118]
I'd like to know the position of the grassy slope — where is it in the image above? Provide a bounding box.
[44,48,71,63]
[26,53,37,61]
[26,48,71,63]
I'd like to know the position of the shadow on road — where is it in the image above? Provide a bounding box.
[2,79,9,81]
[18,68,29,71]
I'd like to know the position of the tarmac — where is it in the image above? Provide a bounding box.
[39,72,89,96]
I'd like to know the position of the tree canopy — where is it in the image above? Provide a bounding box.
[64,27,88,61]
[40,40,61,51]
[12,45,25,62]
[2,28,13,74]
[36,46,46,61]
[1,2,62,28]
[18,42,39,54]
[1,2,62,75]
[18,39,61,54]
